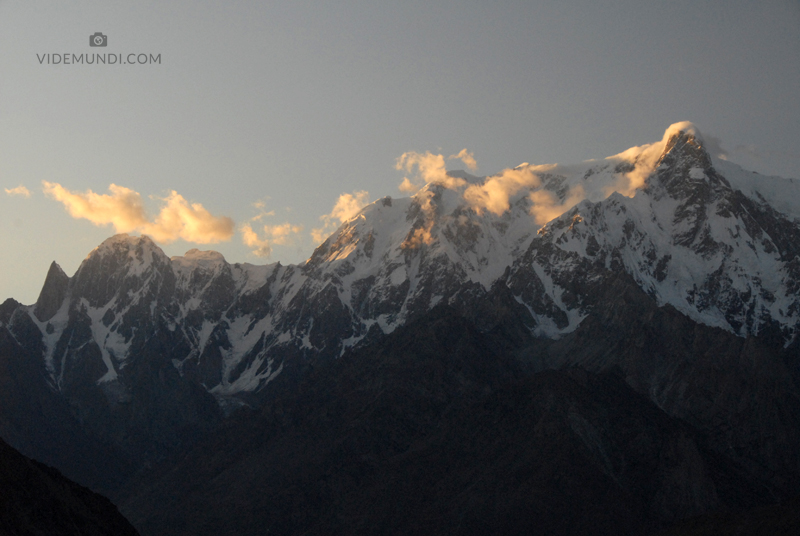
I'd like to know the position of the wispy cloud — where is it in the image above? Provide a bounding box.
[311,190,370,243]
[5,185,31,198]
[393,123,736,235]
[395,149,476,193]
[463,166,541,215]
[529,184,586,225]
[461,163,587,224]
[703,133,728,160]
[42,182,234,244]
[241,222,303,257]
[604,121,701,197]
[448,149,477,171]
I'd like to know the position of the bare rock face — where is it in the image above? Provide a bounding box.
[33,261,69,322]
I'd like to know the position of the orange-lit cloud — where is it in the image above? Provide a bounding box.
[396,151,448,193]
[393,123,707,231]
[241,224,270,257]
[147,192,235,243]
[529,184,586,225]
[42,181,234,244]
[606,121,701,197]
[248,199,276,222]
[241,222,303,257]
[5,185,31,198]
[462,164,588,224]
[43,182,148,232]
[448,149,478,171]
[395,149,476,193]
[400,223,436,250]
[463,166,542,215]
[311,190,370,243]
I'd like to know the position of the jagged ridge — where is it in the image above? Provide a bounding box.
[3,123,798,408]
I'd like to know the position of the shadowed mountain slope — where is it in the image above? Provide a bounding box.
[120,307,774,536]
[0,437,138,536]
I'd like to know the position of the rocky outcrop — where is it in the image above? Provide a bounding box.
[33,261,69,322]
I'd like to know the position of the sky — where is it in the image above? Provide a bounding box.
[1,0,798,305]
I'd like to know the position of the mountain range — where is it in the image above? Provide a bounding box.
[2,122,799,534]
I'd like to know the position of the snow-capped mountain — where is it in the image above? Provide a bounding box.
[3,122,800,531]
[4,122,799,411]
[505,127,800,342]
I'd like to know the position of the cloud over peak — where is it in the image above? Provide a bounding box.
[43,182,234,244]
[311,190,370,243]
[606,121,709,196]
[242,222,304,258]
[463,166,540,216]
[394,124,712,229]
[395,149,477,194]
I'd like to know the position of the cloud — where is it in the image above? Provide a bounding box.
[448,149,478,171]
[529,184,586,225]
[43,182,148,232]
[400,223,436,250]
[395,149,476,193]
[249,199,276,221]
[4,185,31,198]
[396,151,448,193]
[251,210,276,222]
[267,222,304,245]
[311,190,370,243]
[147,192,235,243]
[461,163,587,224]
[242,222,303,257]
[604,121,703,197]
[42,181,234,244]
[241,224,271,257]
[463,166,541,215]
[703,134,728,160]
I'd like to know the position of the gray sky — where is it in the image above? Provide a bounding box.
[1,0,799,304]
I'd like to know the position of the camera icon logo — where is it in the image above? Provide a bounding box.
[89,32,107,47]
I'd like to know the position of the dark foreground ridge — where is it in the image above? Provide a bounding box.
[0,437,139,536]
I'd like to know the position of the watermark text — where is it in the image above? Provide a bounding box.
[37,53,161,65]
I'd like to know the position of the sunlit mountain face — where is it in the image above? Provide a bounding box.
[2,123,800,535]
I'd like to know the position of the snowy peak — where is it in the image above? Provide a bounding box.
[86,233,163,260]
[648,127,729,202]
[306,178,536,299]
[173,248,227,269]
[518,130,800,340]
[172,249,232,297]
[72,234,173,308]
